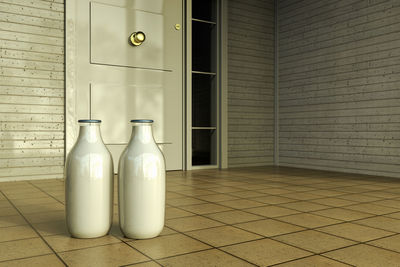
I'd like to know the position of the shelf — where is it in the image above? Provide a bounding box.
[192,127,217,130]
[192,18,216,25]
[192,70,216,76]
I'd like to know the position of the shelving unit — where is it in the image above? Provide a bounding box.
[190,0,219,167]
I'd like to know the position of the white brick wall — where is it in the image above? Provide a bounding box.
[228,0,275,167]
[0,0,64,181]
[278,0,400,177]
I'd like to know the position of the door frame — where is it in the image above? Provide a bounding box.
[184,0,228,170]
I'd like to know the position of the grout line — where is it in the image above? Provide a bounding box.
[0,191,68,266]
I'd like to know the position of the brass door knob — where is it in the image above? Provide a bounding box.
[129,31,146,46]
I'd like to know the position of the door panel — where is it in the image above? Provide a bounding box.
[68,0,183,171]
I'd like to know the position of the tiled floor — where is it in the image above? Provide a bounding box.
[1,166,400,266]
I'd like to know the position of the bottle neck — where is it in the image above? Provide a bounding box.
[78,124,102,143]
[131,124,154,144]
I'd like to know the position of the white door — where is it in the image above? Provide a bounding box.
[66,0,183,171]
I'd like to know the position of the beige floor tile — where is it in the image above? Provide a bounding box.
[59,242,148,266]
[337,194,381,202]
[345,203,398,215]
[180,203,232,215]
[312,207,374,221]
[310,197,357,207]
[166,197,206,206]
[24,210,64,224]
[307,189,346,197]
[177,189,216,196]
[165,192,185,200]
[368,234,400,253]
[218,199,266,209]
[250,195,296,205]
[257,188,293,195]
[364,191,399,199]
[323,244,400,266]
[235,219,304,237]
[274,230,355,253]
[158,249,254,267]
[278,213,342,228]
[43,234,121,252]
[281,192,323,201]
[0,225,38,242]
[0,207,19,217]
[10,197,60,207]
[165,207,194,219]
[280,201,330,212]
[221,238,311,266]
[0,215,27,228]
[17,203,65,215]
[283,186,314,192]
[318,222,393,242]
[227,190,266,198]
[0,200,12,208]
[209,187,243,193]
[128,233,210,259]
[166,215,223,232]
[275,255,352,266]
[186,225,262,247]
[204,210,263,224]
[385,212,400,219]
[355,216,400,233]
[0,238,52,262]
[125,261,161,267]
[245,205,300,218]
[372,199,400,209]
[0,254,64,267]
[31,220,68,236]
[195,193,238,202]
[6,192,49,200]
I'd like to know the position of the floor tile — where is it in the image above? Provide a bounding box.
[165,207,194,219]
[0,215,27,228]
[235,219,304,237]
[43,234,121,252]
[0,207,19,217]
[274,255,352,266]
[274,230,355,253]
[318,222,394,242]
[17,203,65,215]
[257,188,293,195]
[128,233,210,259]
[227,190,266,198]
[310,197,357,207]
[368,234,400,253]
[0,225,38,242]
[179,203,232,215]
[278,213,342,228]
[281,192,322,200]
[312,207,374,221]
[24,211,64,224]
[59,242,148,266]
[0,254,65,267]
[385,212,400,219]
[186,225,262,247]
[307,189,346,197]
[344,203,398,215]
[31,220,68,236]
[204,210,263,224]
[280,201,330,212]
[337,194,381,202]
[195,194,239,202]
[218,199,266,209]
[245,205,300,218]
[166,215,223,232]
[249,195,296,205]
[0,238,52,262]
[221,238,311,266]
[372,199,400,209]
[125,261,161,267]
[166,197,206,206]
[209,187,243,193]
[354,216,400,233]
[323,244,400,266]
[158,249,254,267]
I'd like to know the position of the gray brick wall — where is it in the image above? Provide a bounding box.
[278,0,400,177]
[228,0,275,167]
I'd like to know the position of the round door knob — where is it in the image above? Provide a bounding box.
[130,31,146,46]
